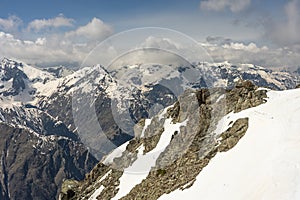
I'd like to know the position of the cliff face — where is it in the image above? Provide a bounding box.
[0,108,98,200]
[60,80,268,200]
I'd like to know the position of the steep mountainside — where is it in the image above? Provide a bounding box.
[59,80,300,200]
[0,122,97,200]
[0,58,98,200]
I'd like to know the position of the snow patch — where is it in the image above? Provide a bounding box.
[140,118,152,138]
[112,118,188,200]
[102,141,130,165]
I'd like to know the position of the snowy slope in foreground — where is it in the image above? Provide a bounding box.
[159,88,300,200]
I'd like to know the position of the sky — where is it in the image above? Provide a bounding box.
[0,0,299,69]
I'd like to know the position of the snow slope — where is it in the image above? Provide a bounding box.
[112,118,188,200]
[159,88,300,200]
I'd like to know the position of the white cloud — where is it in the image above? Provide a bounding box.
[0,15,22,32]
[35,37,47,46]
[82,36,187,69]
[141,36,181,50]
[0,16,114,67]
[265,0,300,46]
[0,31,78,66]
[204,40,300,68]
[200,0,251,12]
[0,13,298,70]
[27,14,74,31]
[138,36,212,64]
[65,18,113,42]
[222,42,268,53]
[1,26,299,69]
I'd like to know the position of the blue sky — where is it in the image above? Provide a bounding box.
[0,0,282,20]
[0,0,203,23]
[0,0,282,40]
[0,0,298,69]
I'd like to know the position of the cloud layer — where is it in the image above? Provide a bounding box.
[65,18,113,42]
[198,0,300,69]
[0,15,22,32]
[27,14,74,31]
[265,0,300,46]
[0,6,299,70]
[200,0,251,12]
[0,15,113,67]
[203,37,300,69]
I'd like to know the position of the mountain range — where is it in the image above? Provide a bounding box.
[0,57,299,199]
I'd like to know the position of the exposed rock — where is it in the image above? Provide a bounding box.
[60,80,268,200]
[0,60,28,96]
[226,80,267,113]
[0,123,97,200]
[217,118,249,152]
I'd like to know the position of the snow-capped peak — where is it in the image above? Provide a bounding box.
[0,58,59,108]
[1,57,23,69]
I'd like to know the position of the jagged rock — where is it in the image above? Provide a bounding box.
[217,118,249,152]
[60,180,79,200]
[60,80,268,200]
[134,119,145,138]
[226,80,267,113]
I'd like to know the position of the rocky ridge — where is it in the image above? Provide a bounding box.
[59,80,268,200]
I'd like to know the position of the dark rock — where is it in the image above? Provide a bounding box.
[0,123,98,200]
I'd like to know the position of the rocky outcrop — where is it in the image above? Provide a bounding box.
[60,80,267,200]
[0,59,28,96]
[226,80,267,113]
[217,118,248,152]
